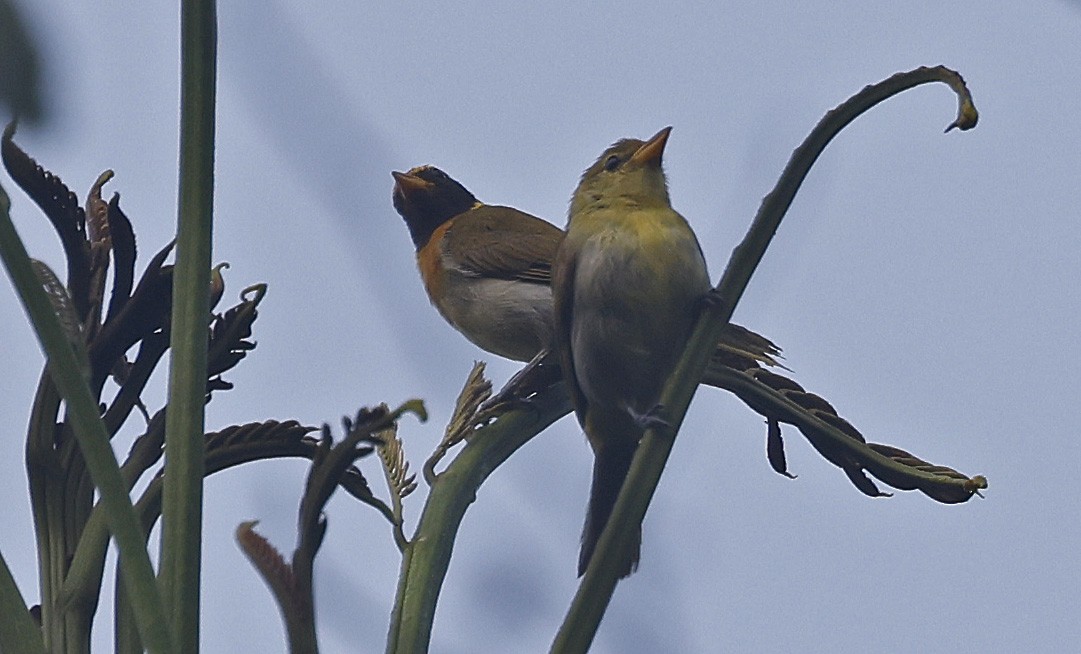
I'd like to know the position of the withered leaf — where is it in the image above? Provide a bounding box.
[2,123,91,317]
[104,193,136,324]
[766,418,797,479]
[207,284,265,391]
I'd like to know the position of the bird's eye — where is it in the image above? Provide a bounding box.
[603,154,621,171]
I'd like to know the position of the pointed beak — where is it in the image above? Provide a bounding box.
[629,126,672,167]
[392,170,433,196]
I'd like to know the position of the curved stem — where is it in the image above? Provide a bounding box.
[386,387,570,654]
[551,65,978,653]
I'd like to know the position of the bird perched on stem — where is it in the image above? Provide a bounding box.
[390,165,781,374]
[553,127,711,577]
[391,166,559,362]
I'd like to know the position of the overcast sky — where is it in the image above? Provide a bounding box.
[3,2,1081,652]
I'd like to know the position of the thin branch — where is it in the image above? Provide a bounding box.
[160,1,217,650]
[386,374,569,654]
[238,403,424,654]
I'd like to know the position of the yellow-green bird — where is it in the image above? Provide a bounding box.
[553,127,711,577]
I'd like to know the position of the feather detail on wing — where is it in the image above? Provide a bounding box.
[446,205,562,285]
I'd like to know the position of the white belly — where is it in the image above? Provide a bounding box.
[435,273,554,362]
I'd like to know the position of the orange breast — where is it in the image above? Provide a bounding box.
[416,218,454,302]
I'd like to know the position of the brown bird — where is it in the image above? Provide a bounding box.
[392,166,558,362]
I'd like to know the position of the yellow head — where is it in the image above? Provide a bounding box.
[569,126,673,221]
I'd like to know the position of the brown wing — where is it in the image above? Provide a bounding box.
[444,204,562,284]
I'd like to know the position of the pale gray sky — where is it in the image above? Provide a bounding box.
[3,2,1080,652]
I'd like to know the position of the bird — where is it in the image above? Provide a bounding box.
[391,165,560,362]
[390,165,783,374]
[552,126,710,578]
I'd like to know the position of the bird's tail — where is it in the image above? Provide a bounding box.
[579,437,640,578]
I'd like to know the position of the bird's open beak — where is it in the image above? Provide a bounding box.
[629,126,672,167]
[391,170,434,196]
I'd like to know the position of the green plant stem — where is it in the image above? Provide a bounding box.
[1,186,174,652]
[23,372,62,650]
[551,65,978,653]
[386,387,570,654]
[0,548,44,654]
[160,0,217,650]
[114,561,141,654]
